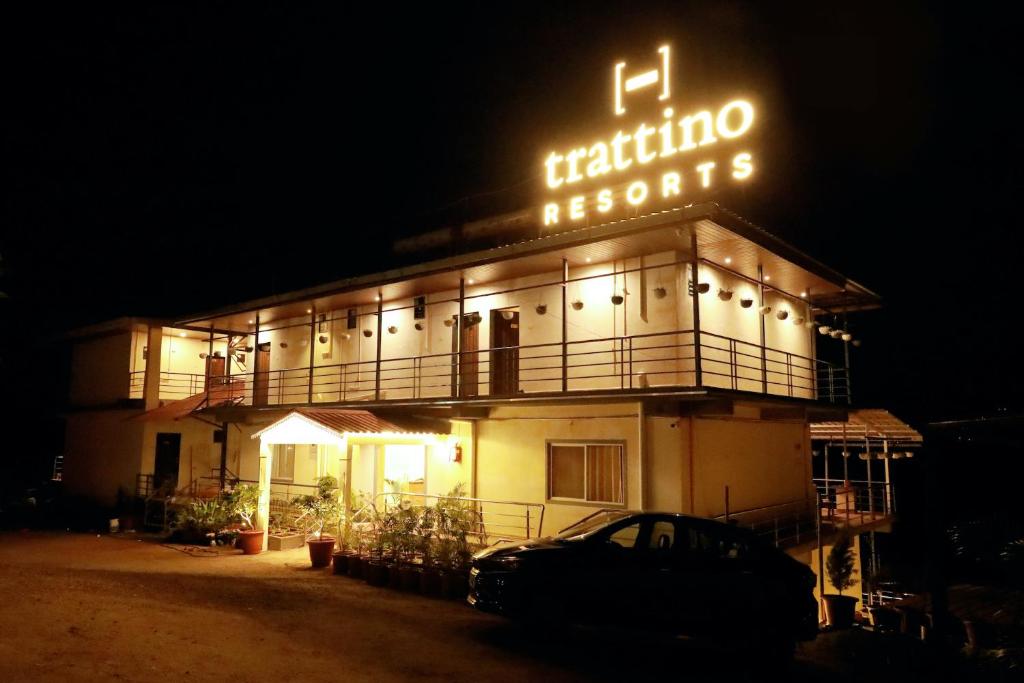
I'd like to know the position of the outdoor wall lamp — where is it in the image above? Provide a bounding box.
[653,287,667,299]
[199,352,207,359]
[572,300,584,311]
[793,316,805,325]
[535,304,547,315]
[279,342,288,349]
[804,320,816,329]
[388,326,398,334]
[740,298,754,308]
[414,322,424,331]
[830,330,843,339]
[444,317,455,327]
[717,289,733,301]
[318,335,329,344]
[363,329,373,337]
[818,326,831,335]
[759,305,772,315]
[841,332,853,342]
[776,310,789,320]
[611,294,624,305]
[500,310,515,320]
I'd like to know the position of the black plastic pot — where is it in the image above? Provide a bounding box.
[387,563,402,589]
[347,554,364,579]
[399,565,422,592]
[419,566,443,597]
[333,550,356,575]
[365,560,389,587]
[440,570,469,600]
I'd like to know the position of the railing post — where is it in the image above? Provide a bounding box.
[628,337,634,389]
[307,306,316,404]
[757,264,767,394]
[561,259,568,392]
[525,507,531,539]
[689,230,703,387]
[375,292,384,401]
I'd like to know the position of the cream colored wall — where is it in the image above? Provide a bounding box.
[690,416,812,518]
[811,534,864,610]
[140,419,219,489]
[63,409,146,506]
[646,415,691,513]
[475,403,640,536]
[69,333,133,407]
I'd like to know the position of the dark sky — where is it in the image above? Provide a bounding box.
[2,2,1020,427]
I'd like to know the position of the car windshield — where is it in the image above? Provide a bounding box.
[550,510,633,541]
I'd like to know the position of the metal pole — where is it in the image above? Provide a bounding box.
[307,306,316,404]
[374,292,384,400]
[867,447,874,517]
[253,312,260,405]
[457,278,465,397]
[219,421,228,490]
[757,264,767,393]
[690,229,703,387]
[842,422,849,482]
[561,259,568,392]
[883,439,893,514]
[843,309,852,404]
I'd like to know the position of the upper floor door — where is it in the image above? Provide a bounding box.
[490,308,519,395]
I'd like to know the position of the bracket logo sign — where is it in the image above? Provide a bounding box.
[541,43,757,228]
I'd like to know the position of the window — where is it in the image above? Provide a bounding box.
[272,444,295,482]
[548,442,624,504]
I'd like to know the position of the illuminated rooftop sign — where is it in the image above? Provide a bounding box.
[541,44,756,227]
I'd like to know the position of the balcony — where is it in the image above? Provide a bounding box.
[132,327,849,409]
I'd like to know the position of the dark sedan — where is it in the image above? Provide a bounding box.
[468,510,819,650]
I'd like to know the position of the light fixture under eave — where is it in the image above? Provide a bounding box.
[759,305,772,315]
[818,326,832,335]
[444,317,455,327]
[696,282,710,294]
[535,304,547,315]
[199,352,207,359]
[740,298,754,309]
[776,310,789,321]
[341,333,352,341]
[319,334,329,344]
[572,300,584,311]
[388,326,398,334]
[279,342,288,349]
[500,310,515,320]
[830,330,843,339]
[724,257,732,265]
[611,294,624,305]
[717,289,733,301]
[804,320,816,329]
[653,287,667,299]
[414,322,424,331]
[363,329,373,337]
[178,332,187,338]
[841,332,853,342]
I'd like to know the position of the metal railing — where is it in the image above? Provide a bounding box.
[713,497,821,549]
[129,370,209,401]
[814,478,894,527]
[132,329,848,408]
[374,491,545,544]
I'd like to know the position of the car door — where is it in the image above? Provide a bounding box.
[631,516,685,631]
[574,517,648,624]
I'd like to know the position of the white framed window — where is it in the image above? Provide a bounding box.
[272,444,295,482]
[547,442,625,505]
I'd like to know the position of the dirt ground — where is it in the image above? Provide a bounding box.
[0,532,960,682]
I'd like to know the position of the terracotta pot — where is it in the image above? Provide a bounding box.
[237,529,264,555]
[387,564,402,589]
[365,560,388,587]
[823,595,858,629]
[333,550,356,575]
[441,570,469,600]
[419,566,442,597]
[399,566,422,591]
[347,554,364,579]
[307,536,336,568]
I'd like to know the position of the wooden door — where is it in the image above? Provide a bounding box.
[253,343,271,407]
[205,354,226,390]
[490,309,519,395]
[458,313,480,398]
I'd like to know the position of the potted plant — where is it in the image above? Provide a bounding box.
[231,484,264,555]
[417,505,443,596]
[435,484,477,599]
[293,476,342,568]
[363,504,391,586]
[823,532,859,628]
[332,515,358,575]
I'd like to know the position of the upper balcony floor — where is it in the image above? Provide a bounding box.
[66,205,877,412]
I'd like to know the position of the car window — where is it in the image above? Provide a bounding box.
[607,522,642,549]
[684,526,750,562]
[648,521,675,554]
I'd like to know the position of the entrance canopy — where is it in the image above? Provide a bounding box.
[251,408,448,446]
[810,408,923,450]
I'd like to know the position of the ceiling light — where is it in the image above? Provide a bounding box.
[724,257,732,265]
[467,279,475,284]
[178,332,187,338]
[248,319,254,324]
[306,309,312,314]
[800,292,807,298]
[763,275,770,282]
[585,257,592,263]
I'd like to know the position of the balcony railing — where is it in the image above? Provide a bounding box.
[814,477,894,528]
[129,370,208,401]
[129,328,849,407]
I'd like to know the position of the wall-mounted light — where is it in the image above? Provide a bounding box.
[500,310,515,321]
[178,332,187,338]
[363,329,373,337]
[611,294,624,305]
[536,304,547,315]
[841,332,853,342]
[830,330,843,339]
[319,334,329,344]
[818,326,831,335]
[653,287,667,299]
[244,345,254,353]
[199,352,207,359]
[740,298,754,308]
[279,342,288,349]
[804,320,816,329]
[414,322,424,331]
[695,282,710,294]
[724,257,732,265]
[717,289,733,301]
[444,317,455,327]
[776,310,789,320]
[248,319,254,325]
[306,309,312,314]
[388,326,398,334]
[341,333,352,341]
[759,305,772,315]
[572,300,584,311]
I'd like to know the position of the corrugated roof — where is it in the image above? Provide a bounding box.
[810,408,923,447]
[251,407,446,441]
[133,379,245,422]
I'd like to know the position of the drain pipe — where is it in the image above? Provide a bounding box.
[637,401,646,510]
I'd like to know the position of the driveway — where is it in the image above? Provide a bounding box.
[0,532,956,682]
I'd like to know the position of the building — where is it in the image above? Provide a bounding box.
[59,42,922,615]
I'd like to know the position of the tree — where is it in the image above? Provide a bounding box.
[826,532,858,595]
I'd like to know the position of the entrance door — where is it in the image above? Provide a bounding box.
[490,308,519,395]
[153,432,181,492]
[253,343,271,406]
[206,354,227,390]
[457,313,480,398]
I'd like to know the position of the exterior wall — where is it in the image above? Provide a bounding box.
[63,409,145,506]
[70,332,133,407]
[140,419,220,492]
[475,403,641,536]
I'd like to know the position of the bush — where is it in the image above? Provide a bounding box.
[171,496,234,544]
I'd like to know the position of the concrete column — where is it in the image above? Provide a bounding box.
[257,441,274,551]
[143,325,163,410]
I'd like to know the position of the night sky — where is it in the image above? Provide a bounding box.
[2,2,1020,461]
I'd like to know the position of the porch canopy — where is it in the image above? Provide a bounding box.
[250,407,448,445]
[810,408,923,453]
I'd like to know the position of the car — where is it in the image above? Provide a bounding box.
[468,510,819,652]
